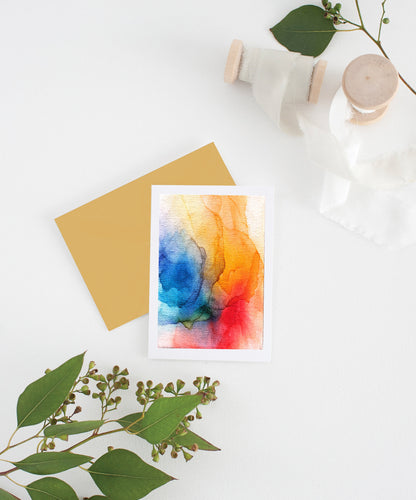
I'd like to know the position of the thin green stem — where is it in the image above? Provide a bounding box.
[360,28,416,95]
[2,428,19,454]
[354,0,364,27]
[0,421,48,457]
[62,412,145,453]
[377,0,387,41]
[125,413,146,433]
[103,418,118,424]
[339,17,361,28]
[64,427,124,452]
[5,434,43,453]
[36,439,43,453]
[338,7,416,97]
[4,472,25,489]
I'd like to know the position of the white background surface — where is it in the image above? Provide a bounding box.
[1,1,416,499]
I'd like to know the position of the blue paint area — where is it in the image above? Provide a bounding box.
[158,229,213,328]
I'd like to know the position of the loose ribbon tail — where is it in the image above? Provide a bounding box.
[299,89,416,248]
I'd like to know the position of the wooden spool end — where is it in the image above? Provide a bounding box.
[342,53,399,125]
[224,39,244,83]
[309,59,327,104]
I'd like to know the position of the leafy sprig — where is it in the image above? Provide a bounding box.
[0,353,220,499]
[270,0,415,96]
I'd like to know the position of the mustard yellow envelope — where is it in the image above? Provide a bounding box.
[55,144,235,330]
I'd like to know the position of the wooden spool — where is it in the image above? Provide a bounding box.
[224,39,327,104]
[342,54,399,125]
[224,39,244,84]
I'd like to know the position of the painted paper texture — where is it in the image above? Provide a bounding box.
[157,193,265,350]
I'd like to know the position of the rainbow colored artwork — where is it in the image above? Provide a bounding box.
[157,193,265,350]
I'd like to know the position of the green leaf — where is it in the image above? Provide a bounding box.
[270,5,336,57]
[88,497,109,500]
[88,449,173,500]
[17,353,85,428]
[0,489,17,500]
[13,451,92,475]
[44,420,104,438]
[26,477,78,500]
[117,394,202,444]
[171,429,220,451]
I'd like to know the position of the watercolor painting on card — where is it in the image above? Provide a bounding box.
[148,186,273,362]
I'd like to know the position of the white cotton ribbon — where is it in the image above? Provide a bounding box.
[300,88,416,248]
[239,48,314,134]
[239,47,416,248]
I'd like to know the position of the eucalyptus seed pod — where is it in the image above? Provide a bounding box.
[96,382,107,392]
[165,382,175,393]
[176,379,185,391]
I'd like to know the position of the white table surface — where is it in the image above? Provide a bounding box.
[1,1,416,499]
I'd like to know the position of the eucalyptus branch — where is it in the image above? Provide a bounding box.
[0,353,220,498]
[271,1,416,96]
[323,0,416,96]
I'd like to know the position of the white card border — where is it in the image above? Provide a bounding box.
[148,185,274,362]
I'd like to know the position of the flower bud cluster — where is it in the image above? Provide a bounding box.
[165,379,190,396]
[321,0,345,25]
[148,377,219,464]
[152,423,198,464]
[194,376,220,405]
[136,380,164,407]
[89,364,129,416]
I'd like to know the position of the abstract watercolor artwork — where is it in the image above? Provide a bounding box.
[149,186,273,361]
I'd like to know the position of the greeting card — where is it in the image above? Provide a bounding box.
[149,185,274,361]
